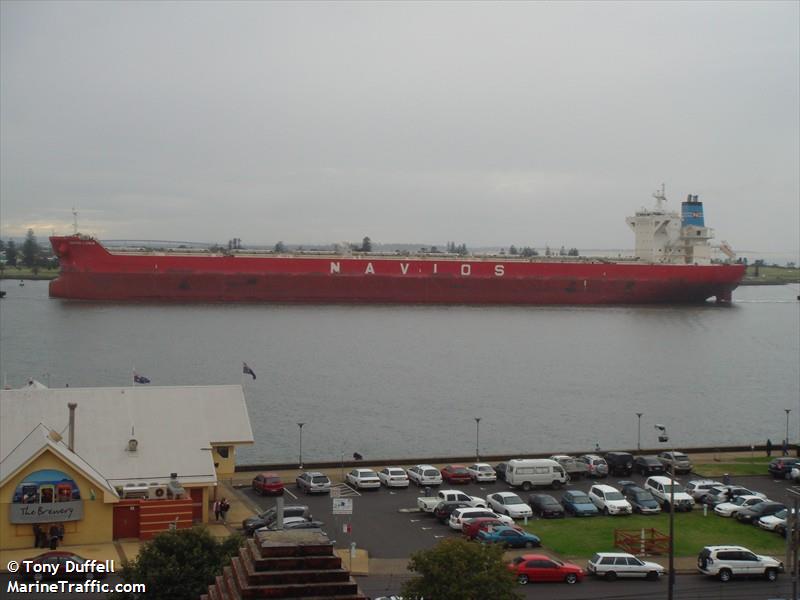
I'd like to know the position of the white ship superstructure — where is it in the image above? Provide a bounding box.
[626,186,715,265]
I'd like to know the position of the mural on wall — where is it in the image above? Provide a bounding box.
[9,469,84,523]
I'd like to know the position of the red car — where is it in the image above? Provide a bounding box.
[462,517,522,540]
[508,554,585,585]
[441,464,472,484]
[252,472,284,495]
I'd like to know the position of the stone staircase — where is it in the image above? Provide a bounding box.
[202,530,367,600]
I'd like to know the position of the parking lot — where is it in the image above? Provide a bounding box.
[240,467,799,561]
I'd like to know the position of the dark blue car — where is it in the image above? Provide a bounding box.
[561,490,599,517]
[476,526,541,548]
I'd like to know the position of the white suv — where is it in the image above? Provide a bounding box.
[685,479,723,501]
[644,476,695,512]
[697,545,783,582]
[407,465,442,487]
[588,484,632,515]
[448,507,513,531]
[587,552,665,580]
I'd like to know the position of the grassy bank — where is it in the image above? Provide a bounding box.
[742,265,799,285]
[693,455,773,477]
[524,510,785,558]
[0,267,58,280]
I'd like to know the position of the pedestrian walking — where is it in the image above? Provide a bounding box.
[213,499,222,522]
[32,524,43,548]
[766,438,773,457]
[220,498,230,523]
[48,525,59,550]
[56,522,64,543]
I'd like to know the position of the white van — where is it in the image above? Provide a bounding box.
[505,459,567,491]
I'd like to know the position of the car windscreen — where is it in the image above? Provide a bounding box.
[605,492,624,501]
[663,484,685,494]
[312,476,329,484]
[506,496,526,505]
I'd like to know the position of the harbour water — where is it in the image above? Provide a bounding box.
[1,280,797,465]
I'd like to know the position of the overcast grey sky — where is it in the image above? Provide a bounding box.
[1,1,798,255]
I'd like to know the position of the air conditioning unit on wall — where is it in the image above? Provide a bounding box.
[148,484,168,499]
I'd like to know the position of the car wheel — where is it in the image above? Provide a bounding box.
[765,568,778,581]
[551,480,562,489]
[603,507,609,515]
[605,571,617,581]
[33,573,43,583]
[646,571,659,581]
[565,573,578,584]
[517,574,529,585]
[522,481,532,491]
[719,569,732,582]
[525,541,534,548]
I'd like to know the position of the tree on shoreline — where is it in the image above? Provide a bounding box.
[22,229,40,267]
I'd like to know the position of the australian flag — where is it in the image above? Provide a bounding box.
[242,362,257,380]
[133,373,151,384]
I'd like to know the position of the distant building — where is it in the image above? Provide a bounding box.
[0,384,253,550]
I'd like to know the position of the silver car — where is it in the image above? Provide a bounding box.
[578,454,609,478]
[296,471,331,494]
[658,451,693,474]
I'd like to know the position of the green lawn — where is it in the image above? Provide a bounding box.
[693,462,770,477]
[524,511,785,559]
[0,267,58,280]
[743,265,800,284]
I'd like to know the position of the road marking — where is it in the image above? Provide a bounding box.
[409,519,420,523]
[398,508,420,513]
[283,488,297,500]
[434,535,446,538]
[331,483,361,497]
[421,527,433,530]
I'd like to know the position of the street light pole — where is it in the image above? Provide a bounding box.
[297,422,305,469]
[655,424,675,600]
[636,413,643,451]
[475,418,481,462]
[786,409,792,455]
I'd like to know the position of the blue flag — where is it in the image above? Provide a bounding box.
[242,362,256,380]
[133,373,150,384]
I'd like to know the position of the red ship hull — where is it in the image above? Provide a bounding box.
[48,236,745,305]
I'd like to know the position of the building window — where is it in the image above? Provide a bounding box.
[215,446,230,459]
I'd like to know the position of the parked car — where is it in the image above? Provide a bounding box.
[697,545,783,581]
[685,479,724,501]
[242,505,311,536]
[634,455,666,476]
[577,455,609,478]
[476,525,541,548]
[466,463,497,483]
[758,508,792,532]
[657,451,693,474]
[378,467,409,488]
[768,457,800,479]
[441,464,472,484]
[463,517,522,540]
[736,501,787,524]
[508,554,585,585]
[251,472,284,496]
[714,495,766,518]
[417,489,487,513]
[587,552,665,580]
[588,484,632,515]
[432,501,471,523]
[257,516,322,533]
[621,485,661,514]
[549,455,590,480]
[494,461,510,482]
[487,491,533,519]
[19,552,109,581]
[407,464,443,487]
[561,490,600,517]
[604,452,634,476]
[296,471,331,494]
[528,494,565,518]
[345,468,381,490]
[643,476,695,512]
[449,507,513,531]
[699,485,767,506]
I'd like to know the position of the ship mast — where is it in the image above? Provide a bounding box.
[72,208,78,235]
[652,183,667,212]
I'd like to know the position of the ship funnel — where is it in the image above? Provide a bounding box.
[681,194,705,227]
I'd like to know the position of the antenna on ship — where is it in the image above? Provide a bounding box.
[72,208,79,235]
[652,183,667,211]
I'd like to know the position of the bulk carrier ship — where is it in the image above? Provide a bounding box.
[49,189,745,305]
